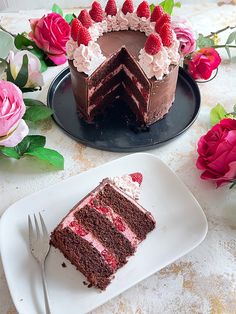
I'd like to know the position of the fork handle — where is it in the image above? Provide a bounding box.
[40,262,51,314]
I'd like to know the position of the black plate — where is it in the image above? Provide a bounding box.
[47,67,200,152]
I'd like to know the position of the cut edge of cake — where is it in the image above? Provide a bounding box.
[50,173,156,290]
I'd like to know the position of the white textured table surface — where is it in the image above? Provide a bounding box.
[1,3,236,314]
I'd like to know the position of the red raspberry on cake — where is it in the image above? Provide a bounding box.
[77,26,92,46]
[69,221,88,236]
[105,0,117,16]
[78,9,93,28]
[71,18,82,41]
[122,0,134,14]
[113,217,126,232]
[155,13,171,33]
[150,5,164,22]
[130,172,143,185]
[144,33,162,55]
[137,1,150,19]
[160,23,174,47]
[89,1,104,22]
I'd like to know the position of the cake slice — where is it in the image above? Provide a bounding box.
[50,173,156,290]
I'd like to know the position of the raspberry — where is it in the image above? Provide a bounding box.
[113,217,126,232]
[69,221,88,236]
[89,1,103,22]
[130,172,143,185]
[160,23,173,47]
[150,5,164,22]
[78,9,93,28]
[101,250,117,269]
[77,26,92,46]
[122,0,134,14]
[105,0,117,16]
[155,13,171,33]
[97,206,110,214]
[137,1,150,19]
[70,18,82,41]
[144,33,162,55]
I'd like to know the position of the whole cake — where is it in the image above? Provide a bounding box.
[50,173,156,290]
[66,0,180,126]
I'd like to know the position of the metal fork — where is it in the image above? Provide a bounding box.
[28,213,51,314]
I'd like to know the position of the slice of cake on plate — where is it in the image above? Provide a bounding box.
[50,173,156,290]
[66,0,180,126]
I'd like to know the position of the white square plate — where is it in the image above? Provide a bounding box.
[0,153,208,314]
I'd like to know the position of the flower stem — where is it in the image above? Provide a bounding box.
[205,25,236,38]
[212,45,236,48]
[0,24,16,37]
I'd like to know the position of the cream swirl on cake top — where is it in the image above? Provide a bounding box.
[73,42,106,75]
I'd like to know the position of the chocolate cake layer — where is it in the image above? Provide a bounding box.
[50,227,113,290]
[75,205,135,266]
[98,184,155,240]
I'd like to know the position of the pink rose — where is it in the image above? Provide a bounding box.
[187,48,221,80]
[196,118,236,187]
[172,16,196,56]
[29,13,70,65]
[0,80,29,147]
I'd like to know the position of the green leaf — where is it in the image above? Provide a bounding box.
[64,13,76,24]
[0,30,14,59]
[24,98,46,106]
[14,54,29,88]
[23,105,53,122]
[14,33,34,50]
[0,146,20,159]
[210,103,227,126]
[29,47,45,59]
[6,63,15,83]
[149,4,155,13]
[52,3,63,16]
[225,45,231,60]
[226,31,236,44]
[26,135,46,150]
[160,0,175,15]
[13,135,46,157]
[196,34,214,49]
[39,58,48,72]
[25,147,64,169]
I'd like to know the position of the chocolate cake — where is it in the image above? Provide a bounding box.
[50,173,156,290]
[66,0,180,126]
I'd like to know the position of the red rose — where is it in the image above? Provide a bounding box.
[29,13,70,65]
[196,118,236,187]
[187,48,221,80]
